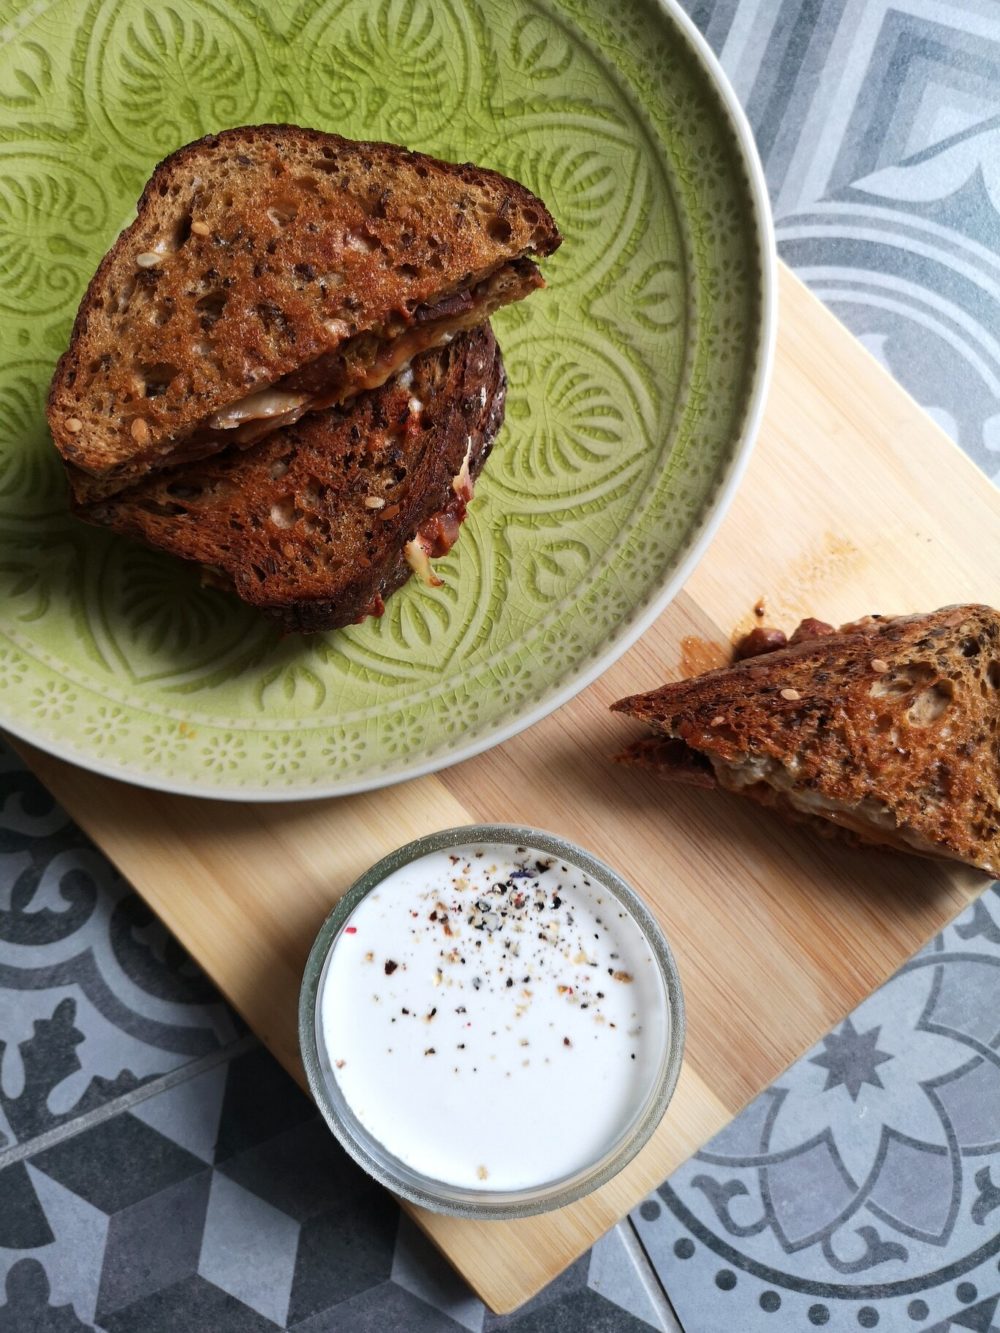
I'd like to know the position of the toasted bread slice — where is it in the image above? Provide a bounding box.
[78,327,506,634]
[48,125,558,499]
[612,605,1000,874]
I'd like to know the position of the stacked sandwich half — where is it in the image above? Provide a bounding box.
[46,125,561,632]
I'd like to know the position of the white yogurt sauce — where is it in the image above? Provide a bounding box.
[318,842,668,1191]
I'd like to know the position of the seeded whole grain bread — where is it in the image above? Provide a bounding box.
[48,125,559,499]
[612,605,1000,874]
[77,328,506,634]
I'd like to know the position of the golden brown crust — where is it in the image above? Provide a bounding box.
[77,327,506,634]
[47,124,559,488]
[612,606,1000,874]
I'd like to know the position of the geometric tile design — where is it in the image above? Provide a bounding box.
[100,1276,278,1333]
[0,746,240,1155]
[23,1166,108,1325]
[131,1063,228,1164]
[219,1120,372,1228]
[479,1255,601,1330]
[0,1040,674,1331]
[0,1161,52,1250]
[926,1296,1000,1333]
[96,1171,212,1322]
[200,1174,299,1326]
[0,1258,90,1332]
[293,1281,470,1333]
[481,1252,665,1331]
[0,735,679,1331]
[286,1193,397,1324]
[213,1048,315,1168]
[588,1224,675,1330]
[31,1114,207,1215]
[392,1215,486,1333]
[639,9,1000,1330]
[693,0,1000,484]
[636,887,1000,1330]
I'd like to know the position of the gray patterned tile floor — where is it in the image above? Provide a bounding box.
[3,0,1000,1328]
[633,888,1000,1330]
[0,756,676,1329]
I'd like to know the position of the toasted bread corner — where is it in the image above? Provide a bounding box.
[612,605,1000,874]
[47,124,559,491]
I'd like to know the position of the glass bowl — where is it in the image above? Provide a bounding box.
[299,824,685,1219]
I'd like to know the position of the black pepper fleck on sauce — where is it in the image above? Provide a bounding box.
[358,846,651,1085]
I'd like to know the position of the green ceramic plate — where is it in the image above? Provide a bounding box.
[0,0,774,799]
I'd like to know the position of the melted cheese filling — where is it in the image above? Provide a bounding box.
[707,751,952,861]
[197,259,534,450]
[198,316,469,450]
[403,538,443,588]
[209,389,311,431]
[452,436,474,502]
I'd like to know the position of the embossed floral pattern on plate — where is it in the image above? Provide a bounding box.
[0,0,770,795]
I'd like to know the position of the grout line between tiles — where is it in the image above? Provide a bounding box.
[622,1217,686,1332]
[0,1032,258,1171]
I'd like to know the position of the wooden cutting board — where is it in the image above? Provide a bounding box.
[17,266,999,1313]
